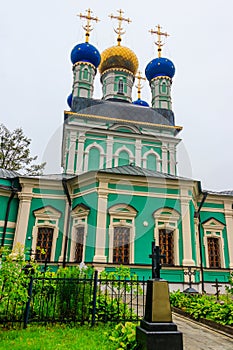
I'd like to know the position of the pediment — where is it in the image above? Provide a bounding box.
[72,203,90,217]
[33,205,62,219]
[202,217,225,230]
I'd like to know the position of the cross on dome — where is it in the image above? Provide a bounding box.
[109,9,131,46]
[149,24,169,58]
[78,8,100,43]
[135,71,146,100]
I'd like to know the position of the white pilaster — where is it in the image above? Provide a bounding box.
[13,183,33,248]
[162,143,168,173]
[67,131,77,174]
[169,146,176,175]
[106,135,113,168]
[76,133,85,174]
[224,201,233,269]
[180,188,195,266]
[135,139,142,167]
[93,181,108,262]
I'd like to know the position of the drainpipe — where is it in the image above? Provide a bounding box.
[1,179,19,247]
[62,178,72,268]
[195,191,208,293]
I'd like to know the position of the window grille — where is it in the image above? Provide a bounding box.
[75,226,84,263]
[207,237,221,268]
[113,226,130,264]
[35,227,54,261]
[159,229,174,266]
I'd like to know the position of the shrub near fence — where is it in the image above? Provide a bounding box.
[1,270,146,328]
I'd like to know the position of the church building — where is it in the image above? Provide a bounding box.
[1,9,233,292]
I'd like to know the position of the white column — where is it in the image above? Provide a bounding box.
[224,201,233,269]
[135,139,142,167]
[180,188,195,266]
[59,201,70,262]
[76,133,85,174]
[106,135,113,168]
[13,183,33,248]
[93,181,108,263]
[162,143,168,173]
[67,131,77,174]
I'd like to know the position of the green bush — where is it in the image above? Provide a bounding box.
[170,290,233,326]
[108,322,138,350]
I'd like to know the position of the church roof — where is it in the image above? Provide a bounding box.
[98,164,191,181]
[0,168,20,179]
[66,97,182,133]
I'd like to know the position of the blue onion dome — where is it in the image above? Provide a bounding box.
[133,98,149,107]
[67,93,72,108]
[145,57,175,81]
[71,42,101,68]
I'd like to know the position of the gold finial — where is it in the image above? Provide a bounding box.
[135,71,146,100]
[149,24,169,58]
[78,8,99,43]
[109,9,131,46]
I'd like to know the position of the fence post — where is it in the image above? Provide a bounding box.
[23,276,33,329]
[91,270,98,327]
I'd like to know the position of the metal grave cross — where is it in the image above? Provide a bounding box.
[212,278,222,301]
[149,241,165,279]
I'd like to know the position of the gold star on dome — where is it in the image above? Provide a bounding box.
[78,8,99,43]
[109,9,131,46]
[149,24,169,58]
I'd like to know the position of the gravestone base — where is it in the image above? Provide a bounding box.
[136,320,183,350]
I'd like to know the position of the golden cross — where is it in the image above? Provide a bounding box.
[109,9,131,46]
[135,71,146,100]
[78,8,99,43]
[149,24,169,57]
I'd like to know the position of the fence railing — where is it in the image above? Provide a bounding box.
[0,271,147,328]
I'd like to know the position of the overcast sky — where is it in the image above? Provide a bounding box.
[1,0,232,191]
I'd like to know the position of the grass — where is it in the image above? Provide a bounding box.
[0,324,116,350]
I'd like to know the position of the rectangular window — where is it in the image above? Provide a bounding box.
[113,226,130,264]
[159,229,174,266]
[75,226,84,263]
[207,237,221,268]
[35,227,54,262]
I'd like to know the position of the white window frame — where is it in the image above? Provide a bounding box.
[153,207,180,266]
[142,148,161,171]
[202,218,225,268]
[84,142,105,171]
[113,145,134,167]
[70,204,90,262]
[32,206,61,261]
[108,204,137,264]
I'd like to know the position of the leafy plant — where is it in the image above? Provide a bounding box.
[108,322,138,350]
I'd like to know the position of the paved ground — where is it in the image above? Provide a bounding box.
[173,314,233,350]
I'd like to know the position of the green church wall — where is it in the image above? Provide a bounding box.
[203,270,230,283]
[107,192,181,264]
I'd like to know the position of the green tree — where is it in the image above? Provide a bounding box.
[0,123,46,175]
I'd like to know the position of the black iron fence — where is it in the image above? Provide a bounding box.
[0,271,147,328]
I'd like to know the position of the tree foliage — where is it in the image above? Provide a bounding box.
[0,123,46,175]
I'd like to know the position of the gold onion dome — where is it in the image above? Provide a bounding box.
[99,45,139,75]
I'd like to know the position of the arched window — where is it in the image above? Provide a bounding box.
[153,208,180,266]
[118,79,124,94]
[118,150,130,166]
[108,204,137,264]
[88,147,100,170]
[83,68,89,80]
[147,153,157,171]
[161,81,167,94]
